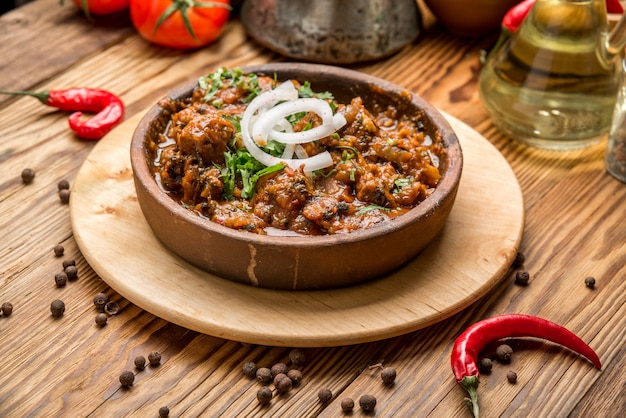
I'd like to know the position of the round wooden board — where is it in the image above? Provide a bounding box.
[70,112,524,347]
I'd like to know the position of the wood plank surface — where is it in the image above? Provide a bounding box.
[0,1,625,417]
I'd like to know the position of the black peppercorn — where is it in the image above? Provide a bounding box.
[158,406,170,417]
[62,259,76,269]
[54,272,67,287]
[119,370,135,387]
[105,301,120,315]
[95,312,108,327]
[21,168,35,184]
[59,189,71,204]
[585,276,596,289]
[479,357,493,374]
[341,397,355,412]
[50,299,65,317]
[134,355,146,370]
[289,348,307,366]
[273,373,292,394]
[270,362,288,378]
[64,265,78,281]
[53,245,64,257]
[381,367,396,385]
[359,394,377,412]
[58,179,70,191]
[318,388,332,404]
[242,361,257,378]
[256,386,273,405]
[1,302,13,316]
[256,367,272,384]
[507,370,518,384]
[287,369,302,386]
[93,293,108,311]
[148,351,161,366]
[515,270,530,286]
[496,344,513,363]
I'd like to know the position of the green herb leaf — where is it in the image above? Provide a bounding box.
[356,205,390,215]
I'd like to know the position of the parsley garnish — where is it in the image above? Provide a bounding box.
[221,148,284,199]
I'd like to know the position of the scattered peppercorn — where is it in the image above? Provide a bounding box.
[289,348,307,366]
[1,302,14,316]
[585,276,596,289]
[53,245,65,257]
[148,351,161,366]
[359,394,377,412]
[158,406,170,417]
[270,362,288,378]
[256,367,272,384]
[287,369,303,386]
[54,272,67,287]
[119,370,135,387]
[341,397,355,412]
[512,251,525,269]
[21,168,35,184]
[58,179,70,191]
[381,367,396,385]
[318,388,332,404]
[134,355,146,370]
[496,344,513,363]
[515,270,530,286]
[105,301,120,315]
[59,188,71,204]
[479,357,493,374]
[273,373,292,394]
[95,312,108,327]
[242,361,257,378]
[62,259,76,269]
[507,370,518,384]
[65,265,78,281]
[256,386,273,405]
[93,292,108,311]
[50,299,65,317]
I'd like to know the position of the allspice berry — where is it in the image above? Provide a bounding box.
[287,369,303,386]
[58,179,70,191]
[585,276,596,289]
[289,348,307,366]
[496,344,513,363]
[54,272,67,287]
[62,259,76,269]
[512,251,525,269]
[148,351,161,366]
[515,270,530,286]
[273,373,292,394]
[359,394,377,412]
[341,397,355,412]
[65,265,78,281]
[53,245,65,257]
[243,361,257,378]
[270,362,288,378]
[318,388,332,404]
[256,386,273,405]
[21,168,35,184]
[119,370,135,387]
[507,370,518,384]
[479,358,493,374]
[134,355,146,370]
[105,301,120,315]
[381,367,396,385]
[93,293,108,311]
[1,302,14,316]
[50,299,65,317]
[95,312,108,327]
[59,188,71,204]
[256,367,272,384]
[158,406,170,417]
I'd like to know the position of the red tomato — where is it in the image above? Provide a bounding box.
[70,0,130,15]
[130,0,231,50]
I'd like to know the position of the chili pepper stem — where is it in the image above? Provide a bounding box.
[459,376,480,417]
[0,90,50,105]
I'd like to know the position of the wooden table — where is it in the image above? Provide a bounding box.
[1,1,624,417]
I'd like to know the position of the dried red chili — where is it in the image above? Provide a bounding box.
[0,88,124,140]
[451,314,601,417]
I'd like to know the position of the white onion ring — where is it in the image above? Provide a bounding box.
[241,82,345,172]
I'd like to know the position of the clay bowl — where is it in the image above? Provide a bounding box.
[130,63,462,290]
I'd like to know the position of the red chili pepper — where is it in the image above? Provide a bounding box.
[451,314,601,417]
[0,88,124,140]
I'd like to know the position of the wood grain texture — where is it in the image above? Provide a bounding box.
[0,1,625,417]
